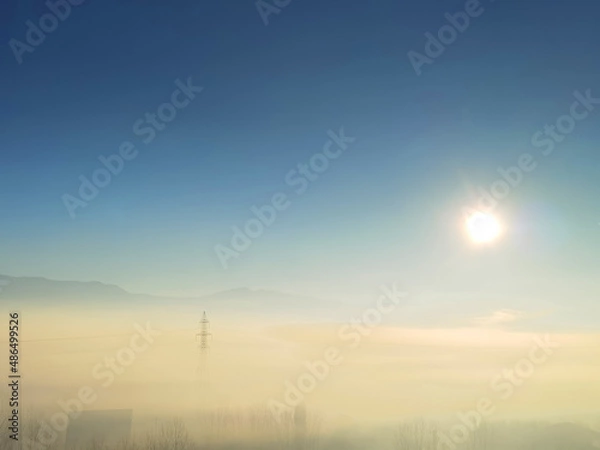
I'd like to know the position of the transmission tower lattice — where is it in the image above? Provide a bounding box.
[195,311,212,380]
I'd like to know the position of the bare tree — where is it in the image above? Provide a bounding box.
[464,421,491,450]
[395,418,439,450]
[143,418,191,450]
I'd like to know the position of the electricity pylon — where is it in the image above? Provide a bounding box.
[195,311,212,382]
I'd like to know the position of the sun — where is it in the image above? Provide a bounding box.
[465,211,502,243]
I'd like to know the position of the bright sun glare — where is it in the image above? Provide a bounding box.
[466,212,501,243]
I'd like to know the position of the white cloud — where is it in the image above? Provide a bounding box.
[472,309,527,326]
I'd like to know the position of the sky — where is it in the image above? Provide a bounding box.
[1,0,599,312]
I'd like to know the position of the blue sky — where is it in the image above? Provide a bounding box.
[0,0,599,311]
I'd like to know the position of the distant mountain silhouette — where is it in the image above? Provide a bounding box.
[0,275,342,320]
[196,287,333,311]
[0,274,130,301]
